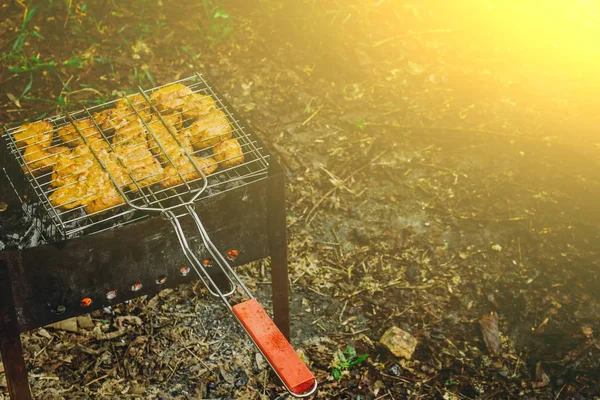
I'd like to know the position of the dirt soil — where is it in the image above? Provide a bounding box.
[1,1,599,399]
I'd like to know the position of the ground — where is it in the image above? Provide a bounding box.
[1,1,599,399]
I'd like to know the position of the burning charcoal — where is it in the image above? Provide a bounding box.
[479,311,501,357]
[0,241,5,251]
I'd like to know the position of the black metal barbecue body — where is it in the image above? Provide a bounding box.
[0,76,291,399]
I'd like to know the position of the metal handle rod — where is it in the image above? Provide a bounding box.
[185,204,255,299]
[169,206,318,398]
[163,210,236,299]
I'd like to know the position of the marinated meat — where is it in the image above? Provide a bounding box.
[185,109,231,150]
[213,138,244,169]
[113,140,164,189]
[160,155,218,188]
[51,141,108,187]
[13,120,53,149]
[182,93,216,120]
[146,118,192,163]
[56,119,103,147]
[22,144,69,175]
[149,112,182,130]
[112,117,147,146]
[115,93,152,122]
[150,83,193,113]
[93,108,138,131]
[49,164,125,213]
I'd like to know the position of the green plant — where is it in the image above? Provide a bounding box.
[199,0,233,41]
[12,5,44,54]
[331,345,368,379]
[355,117,368,130]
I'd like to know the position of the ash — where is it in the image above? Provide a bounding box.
[0,202,49,250]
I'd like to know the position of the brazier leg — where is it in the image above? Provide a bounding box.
[0,256,32,400]
[1,333,32,400]
[267,166,291,340]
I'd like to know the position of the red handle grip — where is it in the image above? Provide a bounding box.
[232,299,316,395]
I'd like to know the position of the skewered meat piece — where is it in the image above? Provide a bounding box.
[115,93,152,122]
[182,93,216,120]
[22,144,69,175]
[213,138,244,169]
[57,119,103,147]
[13,120,53,149]
[185,109,231,150]
[160,155,218,188]
[150,83,193,113]
[146,118,192,163]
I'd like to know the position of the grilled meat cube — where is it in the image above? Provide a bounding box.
[146,118,192,163]
[185,109,231,150]
[115,93,152,122]
[57,118,103,147]
[160,155,218,188]
[13,120,53,149]
[150,83,193,113]
[213,138,244,169]
[22,144,69,176]
[182,93,216,120]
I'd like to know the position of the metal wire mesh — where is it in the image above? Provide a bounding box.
[3,74,270,241]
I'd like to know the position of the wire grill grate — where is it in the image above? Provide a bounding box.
[3,74,270,241]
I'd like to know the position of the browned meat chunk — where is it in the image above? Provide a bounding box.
[150,83,193,113]
[49,164,125,213]
[213,138,244,169]
[146,118,192,163]
[149,113,183,130]
[22,144,69,176]
[185,109,231,150]
[182,93,216,120]
[160,156,218,188]
[51,142,104,187]
[93,108,139,131]
[56,119,103,147]
[115,93,152,122]
[13,121,53,149]
[112,118,148,146]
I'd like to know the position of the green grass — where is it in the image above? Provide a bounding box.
[331,345,368,379]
